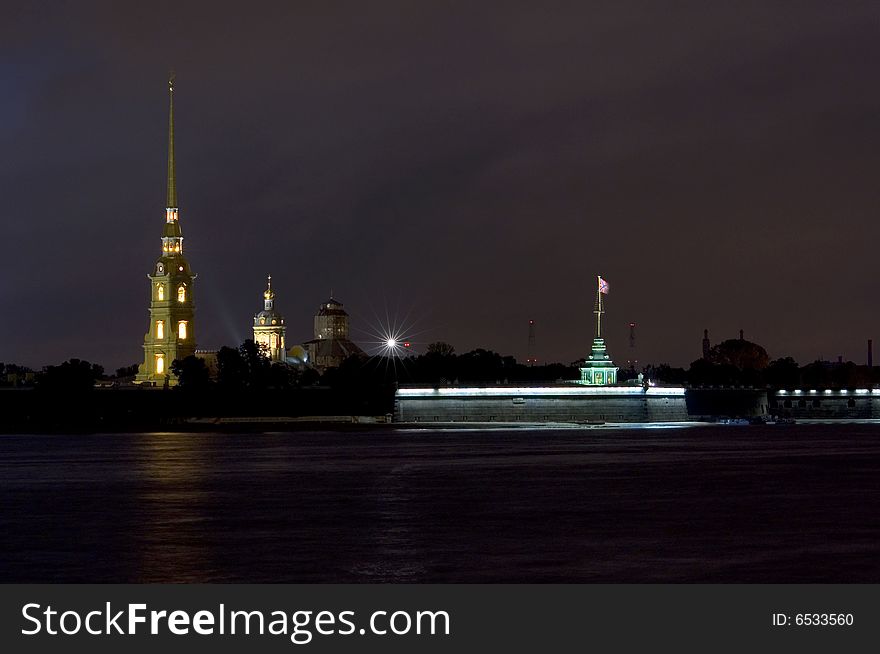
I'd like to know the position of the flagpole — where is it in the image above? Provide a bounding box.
[596,280,602,339]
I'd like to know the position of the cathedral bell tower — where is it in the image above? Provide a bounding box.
[136,74,197,385]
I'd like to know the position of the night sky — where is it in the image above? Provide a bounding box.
[4,1,880,372]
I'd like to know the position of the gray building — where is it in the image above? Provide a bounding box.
[302,297,364,371]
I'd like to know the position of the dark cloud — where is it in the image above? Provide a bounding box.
[3,1,880,370]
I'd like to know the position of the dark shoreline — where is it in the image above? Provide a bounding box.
[0,418,707,436]
[12,418,880,436]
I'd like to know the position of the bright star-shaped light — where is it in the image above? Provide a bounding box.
[359,303,423,360]
[353,300,434,380]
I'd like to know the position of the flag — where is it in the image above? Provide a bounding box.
[598,276,609,294]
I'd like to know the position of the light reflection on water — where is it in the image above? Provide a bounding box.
[1,424,879,582]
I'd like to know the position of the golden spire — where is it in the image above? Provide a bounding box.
[166,71,177,209]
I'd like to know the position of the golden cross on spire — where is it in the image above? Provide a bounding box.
[264,274,274,300]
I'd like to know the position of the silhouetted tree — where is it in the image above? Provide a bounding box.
[764,357,800,387]
[239,339,271,389]
[0,362,36,387]
[3,363,32,374]
[114,364,140,379]
[649,364,688,385]
[300,367,321,386]
[217,346,247,390]
[268,362,296,389]
[687,359,742,386]
[216,340,273,390]
[457,348,515,382]
[38,359,104,392]
[426,342,455,356]
[830,361,872,388]
[801,361,831,388]
[171,356,211,391]
[408,343,457,384]
[706,339,769,370]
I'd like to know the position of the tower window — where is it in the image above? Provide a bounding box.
[156,320,165,339]
[178,321,187,340]
[157,284,165,301]
[155,354,165,375]
[178,285,186,303]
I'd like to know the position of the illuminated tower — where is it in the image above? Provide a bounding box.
[578,275,618,385]
[253,275,287,362]
[136,74,196,385]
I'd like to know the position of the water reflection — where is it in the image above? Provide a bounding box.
[1,425,879,582]
[131,434,215,582]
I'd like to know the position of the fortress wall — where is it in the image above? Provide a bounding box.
[770,390,878,419]
[395,387,688,423]
[646,396,690,422]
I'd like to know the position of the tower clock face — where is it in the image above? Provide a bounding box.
[156,263,165,274]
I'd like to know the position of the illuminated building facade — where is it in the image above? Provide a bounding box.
[253,276,287,362]
[136,76,196,385]
[302,297,364,370]
[579,338,618,385]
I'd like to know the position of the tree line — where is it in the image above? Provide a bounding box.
[6,336,879,393]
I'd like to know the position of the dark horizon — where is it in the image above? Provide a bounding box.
[4,1,880,371]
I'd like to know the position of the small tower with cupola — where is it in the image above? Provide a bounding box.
[253,275,287,362]
[136,74,196,385]
[577,275,618,385]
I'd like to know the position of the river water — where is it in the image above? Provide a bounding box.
[1,423,878,582]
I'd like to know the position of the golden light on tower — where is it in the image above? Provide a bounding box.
[135,73,197,385]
